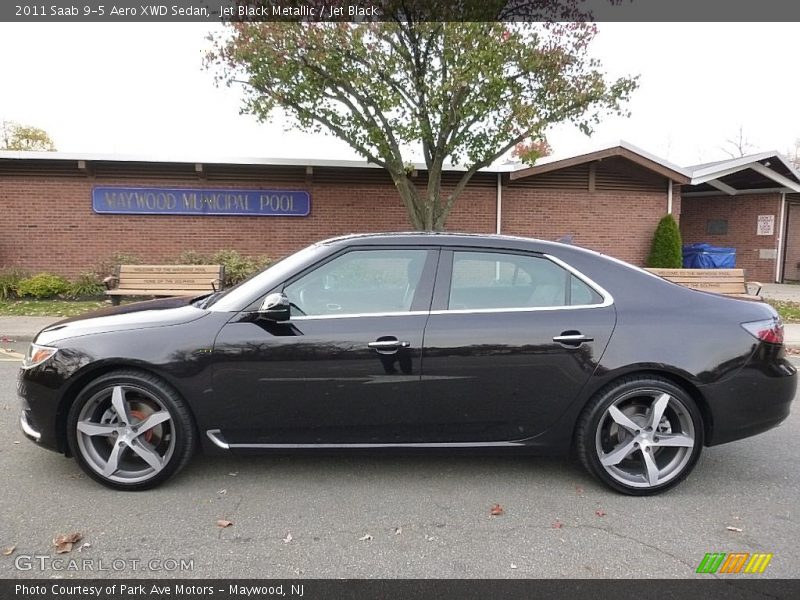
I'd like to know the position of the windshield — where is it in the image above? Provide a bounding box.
[204,243,327,312]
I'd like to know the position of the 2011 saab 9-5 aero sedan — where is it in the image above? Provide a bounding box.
[18,233,796,494]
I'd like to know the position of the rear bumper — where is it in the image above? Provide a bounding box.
[700,351,796,446]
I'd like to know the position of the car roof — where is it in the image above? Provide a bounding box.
[319,231,594,255]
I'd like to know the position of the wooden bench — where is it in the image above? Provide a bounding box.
[646,268,763,300]
[104,264,224,305]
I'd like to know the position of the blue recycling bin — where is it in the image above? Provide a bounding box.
[682,243,736,269]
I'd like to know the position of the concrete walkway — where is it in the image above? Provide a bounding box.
[0,316,61,342]
[760,283,800,302]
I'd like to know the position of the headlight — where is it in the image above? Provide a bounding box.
[21,344,58,369]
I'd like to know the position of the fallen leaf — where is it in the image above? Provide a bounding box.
[490,503,504,516]
[216,519,233,528]
[283,533,293,544]
[77,543,91,553]
[2,546,15,556]
[575,485,585,495]
[552,520,564,529]
[358,534,373,541]
[53,532,82,554]
[217,489,227,495]
[726,526,743,532]
[595,510,606,517]
[510,563,518,569]
[393,527,402,535]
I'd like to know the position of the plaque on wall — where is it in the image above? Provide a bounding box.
[706,219,728,235]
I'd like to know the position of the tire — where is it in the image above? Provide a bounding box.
[66,370,196,491]
[575,375,704,496]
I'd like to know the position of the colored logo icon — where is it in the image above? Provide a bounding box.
[696,552,773,574]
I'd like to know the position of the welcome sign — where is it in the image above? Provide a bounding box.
[92,186,310,217]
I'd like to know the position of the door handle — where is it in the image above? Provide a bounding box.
[368,339,411,353]
[552,332,594,347]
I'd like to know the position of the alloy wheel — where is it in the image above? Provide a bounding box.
[75,384,176,484]
[594,389,696,489]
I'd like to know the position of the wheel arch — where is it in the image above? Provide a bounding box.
[55,361,199,457]
[573,367,713,447]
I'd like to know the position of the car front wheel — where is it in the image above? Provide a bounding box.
[576,376,704,495]
[66,370,196,490]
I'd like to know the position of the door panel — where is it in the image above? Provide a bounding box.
[211,314,429,444]
[421,308,615,442]
[419,248,616,443]
[209,247,438,445]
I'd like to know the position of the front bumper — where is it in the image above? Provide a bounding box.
[17,368,63,453]
[19,408,41,442]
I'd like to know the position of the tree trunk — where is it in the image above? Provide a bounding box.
[392,174,425,230]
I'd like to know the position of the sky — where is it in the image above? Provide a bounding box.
[0,22,797,167]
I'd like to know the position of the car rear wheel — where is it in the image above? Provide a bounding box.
[66,370,196,490]
[576,376,703,495]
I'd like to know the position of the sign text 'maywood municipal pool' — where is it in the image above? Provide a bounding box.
[92,187,310,217]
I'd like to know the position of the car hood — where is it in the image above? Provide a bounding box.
[35,295,211,345]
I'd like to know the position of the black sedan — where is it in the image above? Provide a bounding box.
[18,233,796,494]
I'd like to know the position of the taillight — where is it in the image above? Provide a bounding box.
[741,318,784,345]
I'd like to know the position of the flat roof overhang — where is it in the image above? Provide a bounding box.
[683,153,800,196]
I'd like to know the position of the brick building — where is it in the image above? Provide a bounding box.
[1,141,799,283]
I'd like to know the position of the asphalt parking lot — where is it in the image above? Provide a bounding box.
[0,346,798,580]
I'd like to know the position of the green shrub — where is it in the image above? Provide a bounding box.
[647,214,683,268]
[0,268,28,300]
[170,250,211,265]
[66,272,105,299]
[16,273,70,299]
[211,250,272,287]
[91,251,142,279]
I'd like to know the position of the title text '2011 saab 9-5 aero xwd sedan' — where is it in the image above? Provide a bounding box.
[18,233,796,494]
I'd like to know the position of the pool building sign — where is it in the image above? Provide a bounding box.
[92,186,310,217]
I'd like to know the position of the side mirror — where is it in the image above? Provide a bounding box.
[258,292,291,322]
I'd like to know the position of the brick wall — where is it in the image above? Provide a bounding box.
[0,171,495,278]
[501,185,675,266]
[0,162,673,278]
[679,193,781,282]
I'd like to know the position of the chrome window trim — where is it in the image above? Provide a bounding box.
[269,252,612,321]
[435,252,613,314]
[292,310,429,321]
[544,253,614,308]
[428,304,606,316]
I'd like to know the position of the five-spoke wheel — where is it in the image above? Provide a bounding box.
[67,370,196,490]
[577,376,703,495]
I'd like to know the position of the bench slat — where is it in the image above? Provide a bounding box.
[106,263,223,304]
[106,289,203,296]
[645,267,762,300]
[647,268,744,278]
[677,283,749,293]
[661,277,745,284]
[119,265,221,274]
[117,284,218,291]
[117,278,219,286]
